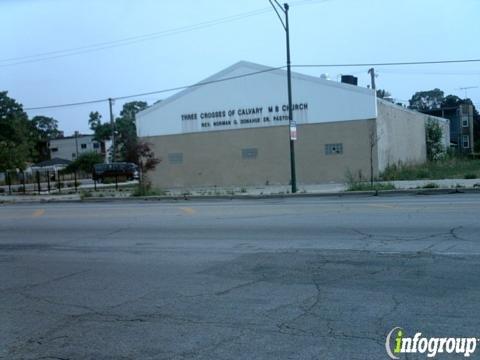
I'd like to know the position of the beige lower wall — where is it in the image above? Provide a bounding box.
[142,119,376,188]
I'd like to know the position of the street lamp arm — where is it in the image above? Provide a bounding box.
[268,0,286,30]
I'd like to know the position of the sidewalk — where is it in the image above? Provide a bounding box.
[160,178,480,196]
[390,178,480,189]
[0,194,81,203]
[1,179,479,203]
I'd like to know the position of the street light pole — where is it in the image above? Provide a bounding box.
[269,1,297,193]
[284,3,297,193]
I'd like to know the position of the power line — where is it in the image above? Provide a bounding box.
[1,10,270,67]
[374,68,480,76]
[24,66,286,110]
[23,58,480,111]
[1,0,328,68]
[293,59,480,68]
[114,65,286,101]
[24,98,109,111]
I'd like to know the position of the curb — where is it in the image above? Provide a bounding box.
[2,187,479,205]
[89,187,479,201]
[1,187,479,205]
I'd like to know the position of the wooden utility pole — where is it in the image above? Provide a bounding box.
[368,68,376,91]
[108,98,116,162]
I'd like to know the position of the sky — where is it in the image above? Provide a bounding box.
[1,0,479,136]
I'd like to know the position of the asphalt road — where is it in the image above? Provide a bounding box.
[1,194,480,359]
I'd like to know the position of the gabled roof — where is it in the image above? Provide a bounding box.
[138,60,373,117]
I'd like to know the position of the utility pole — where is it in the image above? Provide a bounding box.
[368,68,376,91]
[108,98,116,163]
[269,1,297,193]
[74,130,79,158]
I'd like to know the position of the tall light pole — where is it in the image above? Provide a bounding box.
[269,0,297,193]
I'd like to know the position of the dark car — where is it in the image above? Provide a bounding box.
[92,162,139,182]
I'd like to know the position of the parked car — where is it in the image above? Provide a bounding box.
[92,162,139,182]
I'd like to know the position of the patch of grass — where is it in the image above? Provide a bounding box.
[381,157,480,181]
[132,184,166,197]
[345,168,395,191]
[79,190,92,200]
[347,182,395,191]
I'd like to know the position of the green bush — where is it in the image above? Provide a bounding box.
[64,152,104,174]
[425,118,445,161]
[345,168,395,191]
[132,184,165,197]
[381,157,480,181]
[464,173,477,179]
[80,190,92,200]
[347,182,395,192]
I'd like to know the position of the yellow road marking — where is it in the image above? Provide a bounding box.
[32,209,45,217]
[179,207,196,215]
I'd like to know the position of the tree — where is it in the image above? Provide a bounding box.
[408,88,444,111]
[0,91,35,171]
[135,141,160,187]
[376,89,393,102]
[114,101,148,162]
[441,94,463,108]
[31,116,61,139]
[88,111,112,142]
[30,115,62,162]
[475,118,480,153]
[88,111,102,129]
[64,151,104,174]
[425,118,444,161]
[368,121,381,187]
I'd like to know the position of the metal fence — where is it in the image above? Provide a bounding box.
[1,170,87,195]
[1,169,131,195]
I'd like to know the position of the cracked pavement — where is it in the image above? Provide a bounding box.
[1,194,480,359]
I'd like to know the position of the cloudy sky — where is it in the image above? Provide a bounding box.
[1,0,479,135]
